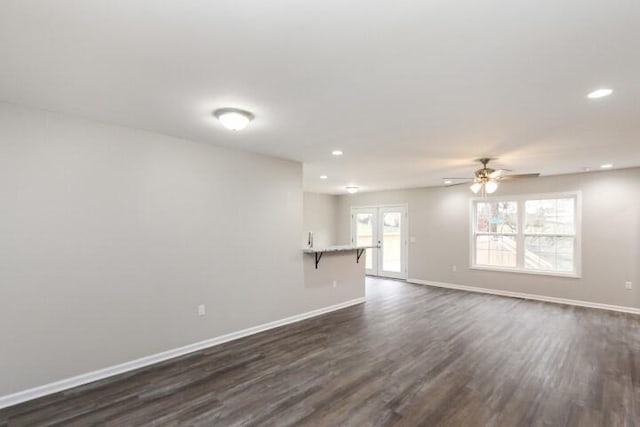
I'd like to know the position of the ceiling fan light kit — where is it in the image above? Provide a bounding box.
[469,179,498,194]
[445,158,540,196]
[469,177,498,195]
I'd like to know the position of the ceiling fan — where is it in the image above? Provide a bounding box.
[444,158,540,194]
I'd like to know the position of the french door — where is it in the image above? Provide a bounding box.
[351,205,407,279]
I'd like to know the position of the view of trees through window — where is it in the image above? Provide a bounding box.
[355,210,403,273]
[356,213,373,269]
[524,198,575,272]
[473,196,578,275]
[382,212,401,272]
[475,201,518,267]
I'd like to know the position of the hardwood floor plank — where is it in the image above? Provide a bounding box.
[1,278,638,426]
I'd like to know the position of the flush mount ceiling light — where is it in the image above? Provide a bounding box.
[345,186,359,194]
[587,88,613,99]
[332,150,343,156]
[320,175,328,180]
[600,164,613,169]
[213,108,254,131]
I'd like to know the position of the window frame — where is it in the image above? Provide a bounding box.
[469,191,582,278]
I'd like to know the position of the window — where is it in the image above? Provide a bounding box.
[471,193,580,277]
[474,200,518,268]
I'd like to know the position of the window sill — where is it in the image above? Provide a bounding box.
[470,265,581,279]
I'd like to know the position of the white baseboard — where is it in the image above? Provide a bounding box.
[0,297,366,410]
[408,278,640,315]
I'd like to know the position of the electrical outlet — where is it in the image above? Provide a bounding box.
[452,265,457,272]
[332,280,337,288]
[625,281,633,290]
[197,304,206,315]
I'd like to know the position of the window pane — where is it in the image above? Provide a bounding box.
[525,236,575,272]
[475,235,517,267]
[476,201,517,233]
[382,212,401,272]
[525,198,575,235]
[356,213,373,269]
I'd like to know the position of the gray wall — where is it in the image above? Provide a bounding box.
[301,192,364,309]
[337,169,640,309]
[0,102,358,396]
[303,192,339,248]
[303,251,365,301]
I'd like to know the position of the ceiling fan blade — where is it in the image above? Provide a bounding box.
[489,169,512,178]
[442,177,473,180]
[445,181,472,187]
[497,173,540,180]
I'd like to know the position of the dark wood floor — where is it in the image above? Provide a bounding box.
[2,278,639,426]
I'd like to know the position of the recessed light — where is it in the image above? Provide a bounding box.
[320,175,328,180]
[332,150,343,156]
[345,186,359,194]
[587,88,613,99]
[213,108,254,131]
[600,164,613,169]
[444,180,453,185]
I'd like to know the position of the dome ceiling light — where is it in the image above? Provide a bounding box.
[213,108,254,131]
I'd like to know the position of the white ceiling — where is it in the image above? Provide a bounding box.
[1,0,639,194]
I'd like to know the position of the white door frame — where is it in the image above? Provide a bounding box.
[351,204,408,279]
[350,207,378,275]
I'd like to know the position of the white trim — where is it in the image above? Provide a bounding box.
[469,190,582,203]
[349,203,409,209]
[407,278,640,315]
[350,204,409,279]
[469,191,582,278]
[378,205,408,279]
[0,297,366,410]
[469,265,581,279]
[350,207,378,275]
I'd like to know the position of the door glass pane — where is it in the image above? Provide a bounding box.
[356,213,373,269]
[382,212,401,272]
